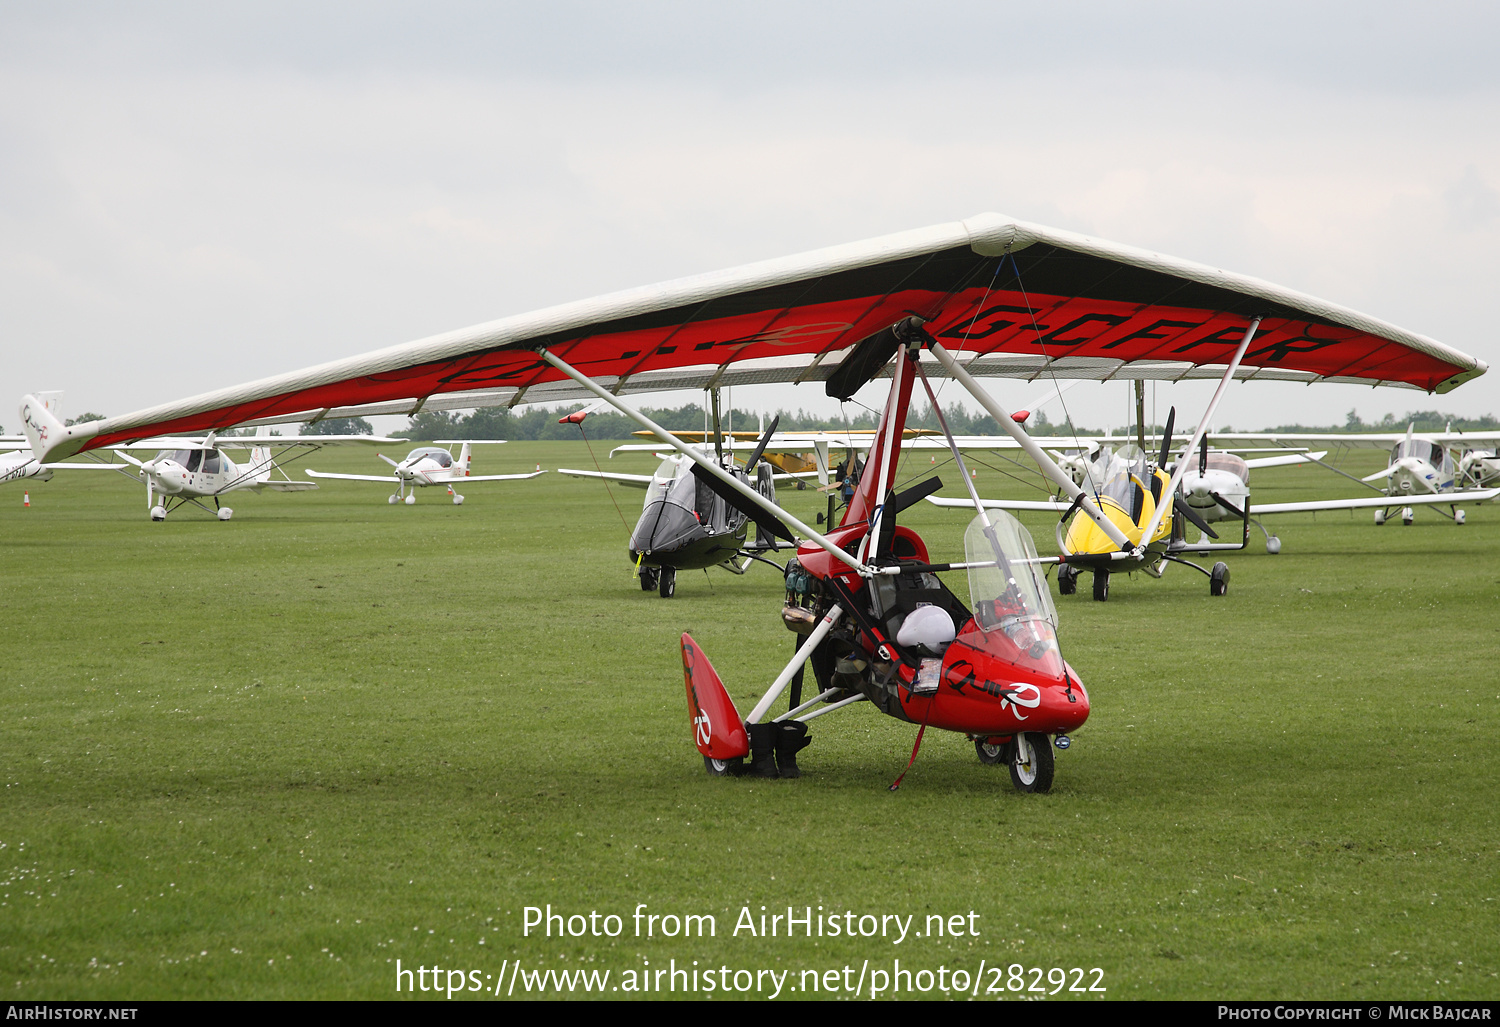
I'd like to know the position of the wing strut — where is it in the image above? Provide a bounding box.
[537,347,866,575]
[925,338,1137,556]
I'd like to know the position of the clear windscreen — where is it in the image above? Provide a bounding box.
[964,510,1058,631]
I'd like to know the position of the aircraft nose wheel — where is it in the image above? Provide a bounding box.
[1008,732,1055,794]
[1209,561,1230,596]
[1057,565,1078,595]
[658,566,676,598]
[703,756,743,776]
[1091,569,1109,602]
[1401,507,1414,525]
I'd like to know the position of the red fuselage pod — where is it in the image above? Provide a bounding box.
[902,616,1090,737]
[680,633,750,760]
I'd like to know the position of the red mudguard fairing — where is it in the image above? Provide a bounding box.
[680,633,750,760]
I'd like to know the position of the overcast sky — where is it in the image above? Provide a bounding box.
[3,2,1498,433]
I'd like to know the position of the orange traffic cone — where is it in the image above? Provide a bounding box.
[23,491,30,507]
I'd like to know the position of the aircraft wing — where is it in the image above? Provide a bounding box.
[259,480,319,492]
[1252,488,1500,515]
[1241,450,1327,470]
[457,471,548,482]
[304,470,399,482]
[558,467,655,489]
[924,495,1072,513]
[28,213,1485,462]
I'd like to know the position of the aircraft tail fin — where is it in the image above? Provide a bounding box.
[680,633,749,761]
[249,446,276,482]
[19,394,67,461]
[458,442,472,476]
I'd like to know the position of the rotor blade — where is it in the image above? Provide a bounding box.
[1158,407,1176,469]
[690,464,794,542]
[743,414,781,473]
[1177,500,1220,538]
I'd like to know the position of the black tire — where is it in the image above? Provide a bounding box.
[658,567,676,599]
[703,756,743,777]
[1008,732,1055,794]
[639,566,659,591]
[1057,565,1077,595]
[975,738,1006,765]
[1092,569,1109,602]
[1209,561,1229,597]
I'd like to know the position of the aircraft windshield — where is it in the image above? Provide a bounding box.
[1391,439,1451,472]
[1204,453,1249,481]
[165,449,203,472]
[407,447,452,468]
[964,511,1058,633]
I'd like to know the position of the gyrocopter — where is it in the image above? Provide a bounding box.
[22,214,1486,790]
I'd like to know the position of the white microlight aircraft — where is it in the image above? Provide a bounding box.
[1204,424,1500,526]
[307,440,545,504]
[18,395,397,520]
[20,213,1488,786]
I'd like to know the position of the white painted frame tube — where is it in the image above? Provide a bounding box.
[927,340,1136,554]
[1137,318,1261,545]
[746,605,844,724]
[795,693,868,722]
[774,687,843,723]
[540,348,865,575]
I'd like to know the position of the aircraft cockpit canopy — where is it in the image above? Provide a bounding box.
[407,447,453,468]
[964,511,1058,633]
[1391,438,1452,473]
[1090,444,1149,511]
[1204,452,1249,482]
[163,448,223,473]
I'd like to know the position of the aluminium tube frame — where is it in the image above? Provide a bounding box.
[746,605,845,724]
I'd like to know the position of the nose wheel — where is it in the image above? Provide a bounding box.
[1091,569,1109,602]
[1008,733,1055,794]
[658,566,676,598]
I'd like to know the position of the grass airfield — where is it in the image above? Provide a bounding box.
[1,439,1497,1001]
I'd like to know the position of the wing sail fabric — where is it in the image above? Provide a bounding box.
[32,214,1485,461]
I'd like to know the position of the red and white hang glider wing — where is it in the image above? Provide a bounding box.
[30,213,1486,461]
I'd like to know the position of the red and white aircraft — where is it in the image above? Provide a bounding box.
[307,441,544,504]
[21,214,1487,786]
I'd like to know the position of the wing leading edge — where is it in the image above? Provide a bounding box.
[29,214,1486,462]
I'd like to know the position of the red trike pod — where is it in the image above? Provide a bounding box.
[681,633,749,760]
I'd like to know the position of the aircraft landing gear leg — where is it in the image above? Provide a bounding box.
[1058,564,1078,595]
[658,566,676,598]
[639,566,659,592]
[1091,569,1109,602]
[1253,518,1280,554]
[1009,732,1055,794]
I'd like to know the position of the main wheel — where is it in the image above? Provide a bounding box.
[1091,569,1109,602]
[658,566,676,598]
[1058,565,1078,595]
[1266,535,1281,555]
[703,756,743,777]
[1401,507,1414,526]
[1374,509,1386,525]
[1209,561,1229,596]
[639,566,659,591]
[1008,732,1055,794]
[975,738,1006,765]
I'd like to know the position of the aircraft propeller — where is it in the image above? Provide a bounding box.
[742,415,780,474]
[1157,407,1176,470]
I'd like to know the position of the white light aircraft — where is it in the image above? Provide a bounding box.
[306,441,545,504]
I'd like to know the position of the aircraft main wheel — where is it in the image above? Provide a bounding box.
[1009,732,1055,794]
[217,508,233,521]
[1266,536,1281,555]
[149,506,166,522]
[1456,509,1466,525]
[388,495,399,505]
[975,738,1006,765]
[703,756,742,777]
[658,567,676,599]
[1057,565,1078,595]
[1401,507,1414,525]
[1210,561,1230,596]
[1091,569,1109,602]
[452,494,464,505]
[404,495,416,506]
[1374,509,1386,525]
[639,566,659,591]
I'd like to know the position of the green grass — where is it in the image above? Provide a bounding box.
[1,441,1497,1000]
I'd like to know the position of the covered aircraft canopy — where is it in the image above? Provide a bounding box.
[29,213,1486,461]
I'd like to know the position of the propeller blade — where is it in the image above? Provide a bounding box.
[1199,433,1208,476]
[743,414,781,473]
[378,453,400,468]
[1158,407,1176,469]
[1209,492,1245,519]
[1177,499,1219,538]
[690,464,794,542]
